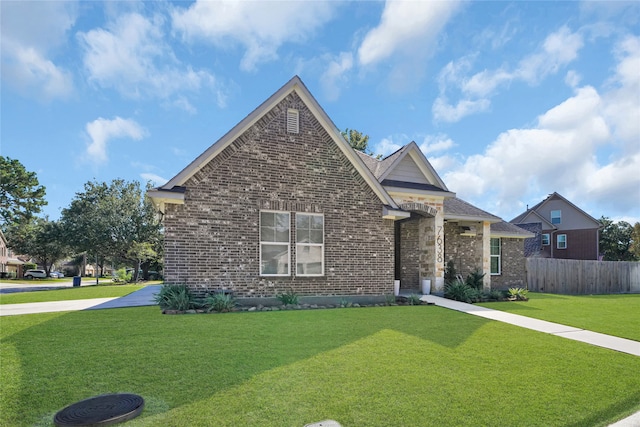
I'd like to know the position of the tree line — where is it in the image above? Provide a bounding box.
[1,156,162,281]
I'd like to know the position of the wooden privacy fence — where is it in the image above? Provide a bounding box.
[526,258,640,294]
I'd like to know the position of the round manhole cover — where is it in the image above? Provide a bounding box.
[54,393,144,427]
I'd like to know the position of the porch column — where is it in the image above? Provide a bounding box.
[432,209,445,292]
[482,220,491,291]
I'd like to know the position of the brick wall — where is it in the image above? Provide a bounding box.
[163,92,395,298]
[398,217,420,287]
[443,222,484,278]
[490,238,527,289]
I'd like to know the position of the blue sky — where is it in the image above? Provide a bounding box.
[1,1,639,225]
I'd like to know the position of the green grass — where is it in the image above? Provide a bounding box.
[0,285,145,305]
[1,306,639,426]
[478,293,640,341]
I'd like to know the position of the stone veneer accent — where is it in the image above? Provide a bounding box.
[490,238,527,289]
[163,92,395,298]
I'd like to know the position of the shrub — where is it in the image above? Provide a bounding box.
[487,289,506,301]
[508,287,529,301]
[276,289,299,305]
[407,294,422,305]
[465,269,485,291]
[384,294,396,306]
[154,284,195,311]
[445,280,477,303]
[112,268,132,284]
[205,292,236,313]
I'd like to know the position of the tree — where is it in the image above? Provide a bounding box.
[0,156,47,229]
[60,179,163,282]
[630,222,640,260]
[127,241,157,282]
[599,216,637,261]
[341,128,370,152]
[5,217,69,275]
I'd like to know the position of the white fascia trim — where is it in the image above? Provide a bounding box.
[490,232,536,239]
[383,207,411,220]
[147,189,185,205]
[387,188,456,199]
[446,215,502,224]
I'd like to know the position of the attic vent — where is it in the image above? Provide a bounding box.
[287,109,299,134]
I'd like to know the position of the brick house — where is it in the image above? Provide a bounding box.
[149,76,532,301]
[510,192,601,260]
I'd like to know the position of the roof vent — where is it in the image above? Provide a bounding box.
[287,109,299,134]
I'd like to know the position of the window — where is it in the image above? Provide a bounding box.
[260,211,290,275]
[296,213,324,276]
[551,210,561,224]
[541,233,550,246]
[557,234,567,249]
[287,109,299,133]
[490,238,501,275]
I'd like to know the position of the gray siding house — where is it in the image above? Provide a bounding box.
[149,76,532,300]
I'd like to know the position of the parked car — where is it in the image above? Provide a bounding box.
[24,269,47,279]
[50,271,65,278]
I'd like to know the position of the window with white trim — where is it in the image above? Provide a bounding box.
[260,211,290,276]
[551,210,561,224]
[557,234,567,249]
[490,238,501,275]
[296,213,324,276]
[287,109,299,133]
[542,233,550,246]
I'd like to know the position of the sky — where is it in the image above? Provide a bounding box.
[1,0,639,226]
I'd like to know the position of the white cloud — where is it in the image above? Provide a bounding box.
[78,12,221,108]
[140,173,168,187]
[85,117,148,163]
[377,137,404,156]
[358,1,461,66]
[418,134,456,154]
[432,97,490,123]
[515,26,584,84]
[171,1,336,72]
[0,1,76,101]
[357,0,462,91]
[433,26,585,123]
[440,36,640,221]
[320,52,354,101]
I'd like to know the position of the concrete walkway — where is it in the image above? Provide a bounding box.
[421,295,640,356]
[0,285,161,316]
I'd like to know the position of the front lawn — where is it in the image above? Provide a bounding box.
[478,293,640,341]
[0,285,145,305]
[1,306,639,426]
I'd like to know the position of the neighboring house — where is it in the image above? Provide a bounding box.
[510,192,601,260]
[149,76,532,301]
[0,229,25,278]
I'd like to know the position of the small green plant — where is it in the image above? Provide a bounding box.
[339,298,352,308]
[487,289,506,301]
[384,294,396,306]
[205,292,236,313]
[154,284,195,311]
[508,287,529,301]
[112,267,132,284]
[444,259,457,284]
[445,280,477,303]
[465,269,485,291]
[407,294,422,305]
[276,289,299,305]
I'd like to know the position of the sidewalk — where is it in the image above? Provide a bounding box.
[421,295,640,357]
[0,285,161,316]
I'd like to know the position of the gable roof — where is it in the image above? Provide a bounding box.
[149,76,402,212]
[444,197,502,223]
[357,142,449,190]
[510,209,555,229]
[510,192,600,228]
[490,221,536,239]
